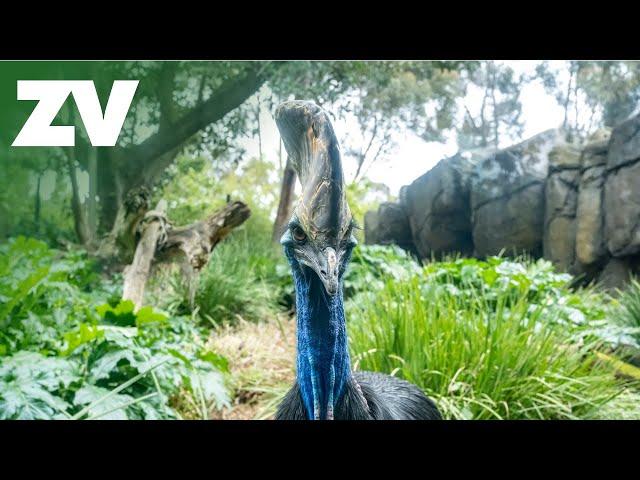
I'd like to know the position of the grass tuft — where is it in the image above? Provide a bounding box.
[347,251,635,420]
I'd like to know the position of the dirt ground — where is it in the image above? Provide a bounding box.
[208,314,296,420]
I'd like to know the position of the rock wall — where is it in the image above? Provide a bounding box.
[471,129,563,257]
[605,114,640,257]
[543,144,582,272]
[364,115,640,289]
[575,140,608,267]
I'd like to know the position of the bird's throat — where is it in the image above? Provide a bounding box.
[291,263,351,420]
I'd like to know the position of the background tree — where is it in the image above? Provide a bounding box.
[343,61,468,183]
[1,62,265,250]
[457,61,525,150]
[536,61,640,141]
[6,62,471,250]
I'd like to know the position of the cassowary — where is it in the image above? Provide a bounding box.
[273,100,442,420]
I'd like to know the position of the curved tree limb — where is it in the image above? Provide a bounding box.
[160,201,251,270]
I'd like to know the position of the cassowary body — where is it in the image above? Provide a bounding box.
[278,372,442,420]
[273,100,442,421]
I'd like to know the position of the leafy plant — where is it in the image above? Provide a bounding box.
[0,238,231,420]
[0,237,102,355]
[344,244,420,299]
[0,352,77,419]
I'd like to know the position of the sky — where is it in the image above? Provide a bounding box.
[241,61,573,196]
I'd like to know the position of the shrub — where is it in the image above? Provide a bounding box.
[0,237,230,420]
[344,244,420,299]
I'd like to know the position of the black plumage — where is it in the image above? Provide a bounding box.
[276,372,442,420]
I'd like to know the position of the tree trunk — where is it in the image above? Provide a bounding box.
[96,148,122,235]
[34,173,41,234]
[490,69,499,149]
[563,64,574,131]
[160,200,251,269]
[257,103,263,159]
[96,186,151,263]
[272,156,297,242]
[94,66,268,243]
[122,200,169,309]
[87,147,98,240]
[65,150,91,246]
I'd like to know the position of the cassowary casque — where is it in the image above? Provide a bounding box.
[274,100,442,420]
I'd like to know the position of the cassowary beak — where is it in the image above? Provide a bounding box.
[314,247,339,296]
[291,241,340,297]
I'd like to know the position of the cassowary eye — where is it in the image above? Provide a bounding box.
[292,226,307,243]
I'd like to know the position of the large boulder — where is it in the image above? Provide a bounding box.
[471,129,566,257]
[374,202,414,251]
[364,202,415,252]
[398,185,410,209]
[605,113,640,257]
[403,153,475,258]
[575,140,609,266]
[598,257,637,292]
[543,144,582,271]
[364,210,380,245]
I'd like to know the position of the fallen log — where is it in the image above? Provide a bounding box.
[159,201,251,270]
[122,200,251,311]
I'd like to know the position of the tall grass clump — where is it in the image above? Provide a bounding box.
[616,279,640,345]
[347,251,632,419]
[174,218,284,325]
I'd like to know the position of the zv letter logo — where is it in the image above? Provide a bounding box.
[12,80,139,147]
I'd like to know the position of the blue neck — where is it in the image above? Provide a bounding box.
[286,249,351,420]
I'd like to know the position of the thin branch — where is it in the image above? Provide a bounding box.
[197,74,206,104]
[359,134,392,182]
[463,103,478,132]
[352,116,379,183]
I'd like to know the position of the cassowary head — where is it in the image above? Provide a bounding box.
[275,100,357,296]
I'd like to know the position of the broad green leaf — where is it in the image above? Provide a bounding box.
[74,385,133,420]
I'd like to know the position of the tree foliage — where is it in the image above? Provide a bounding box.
[458,62,525,150]
[536,61,640,140]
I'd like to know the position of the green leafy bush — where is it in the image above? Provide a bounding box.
[346,247,637,419]
[0,300,231,420]
[0,236,106,355]
[0,237,230,420]
[344,244,420,298]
